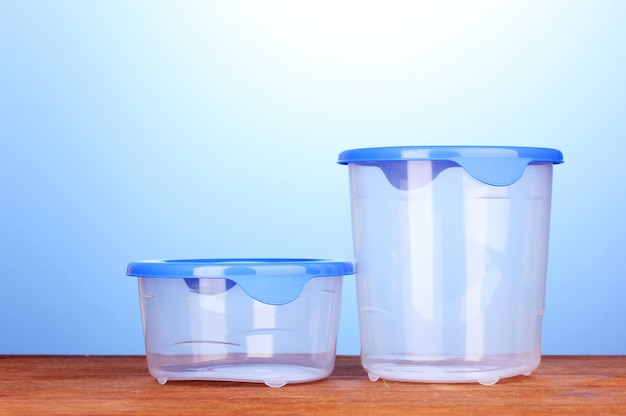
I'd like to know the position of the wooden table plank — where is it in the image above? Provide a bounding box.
[1,356,624,415]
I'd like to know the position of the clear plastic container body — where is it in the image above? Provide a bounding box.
[137,275,343,387]
[348,160,554,384]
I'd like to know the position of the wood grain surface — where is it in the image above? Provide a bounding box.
[0,355,624,415]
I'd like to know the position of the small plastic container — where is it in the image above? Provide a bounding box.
[338,146,563,385]
[127,258,354,387]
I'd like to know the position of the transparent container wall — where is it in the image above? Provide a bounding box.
[349,160,554,384]
[138,275,343,386]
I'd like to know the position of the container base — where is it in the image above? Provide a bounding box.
[362,355,540,384]
[149,358,331,387]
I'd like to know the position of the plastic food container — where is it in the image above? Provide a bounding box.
[338,146,563,385]
[127,258,354,387]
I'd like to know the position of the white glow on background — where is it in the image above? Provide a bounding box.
[1,0,625,355]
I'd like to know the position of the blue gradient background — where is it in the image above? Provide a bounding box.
[1,1,624,355]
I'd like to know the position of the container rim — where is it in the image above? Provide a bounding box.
[338,146,563,186]
[126,258,355,278]
[337,146,563,164]
[127,258,354,305]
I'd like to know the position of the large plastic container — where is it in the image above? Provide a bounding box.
[338,146,563,384]
[127,258,354,387]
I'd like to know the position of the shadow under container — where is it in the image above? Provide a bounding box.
[126,258,354,387]
[338,146,564,385]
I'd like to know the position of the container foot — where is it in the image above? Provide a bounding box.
[478,378,499,386]
[368,373,380,382]
[264,380,287,388]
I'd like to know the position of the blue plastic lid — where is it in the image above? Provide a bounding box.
[338,146,563,186]
[127,258,354,305]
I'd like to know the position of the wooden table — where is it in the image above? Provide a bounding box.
[0,356,624,415]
